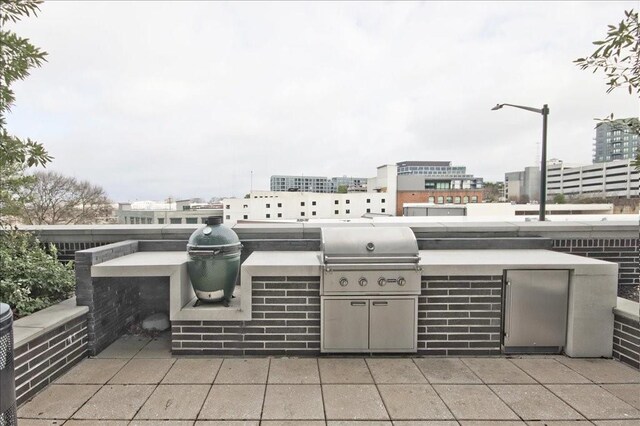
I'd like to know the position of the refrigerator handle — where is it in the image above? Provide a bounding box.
[504,280,512,341]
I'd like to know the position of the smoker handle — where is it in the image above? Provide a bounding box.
[372,301,388,306]
[504,280,512,340]
[350,301,367,306]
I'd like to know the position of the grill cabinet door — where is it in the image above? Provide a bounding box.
[369,298,416,351]
[323,299,369,351]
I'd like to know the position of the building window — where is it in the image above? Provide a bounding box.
[300,212,305,217]
[266,204,270,208]
[312,201,316,206]
[437,196,444,204]
[266,214,270,218]
[170,218,181,224]
[381,208,385,213]
[428,196,435,203]
[225,215,230,220]
[225,205,230,209]
[243,204,248,208]
[334,200,339,205]
[277,213,282,218]
[381,199,385,203]
[243,215,248,219]
[346,200,350,204]
[186,218,198,224]
[300,202,305,206]
[366,198,370,203]
[278,203,282,207]
[463,196,469,203]
[471,196,478,203]
[346,209,350,214]
[157,218,164,224]
[446,196,453,203]
[454,196,461,204]
[334,210,339,214]
[366,208,371,213]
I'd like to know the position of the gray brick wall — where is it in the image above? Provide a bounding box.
[553,238,639,289]
[172,276,320,356]
[613,314,640,370]
[14,315,88,406]
[419,275,503,356]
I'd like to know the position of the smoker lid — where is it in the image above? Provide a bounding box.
[187,222,241,250]
[321,227,419,261]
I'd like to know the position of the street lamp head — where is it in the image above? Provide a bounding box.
[491,104,504,111]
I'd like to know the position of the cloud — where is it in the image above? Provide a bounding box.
[6,1,638,200]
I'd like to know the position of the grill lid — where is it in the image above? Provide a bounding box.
[321,227,419,264]
[187,217,241,251]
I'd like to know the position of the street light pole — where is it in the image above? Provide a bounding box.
[491,103,550,221]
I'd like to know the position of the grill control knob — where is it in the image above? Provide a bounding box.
[378,277,387,286]
[398,277,406,286]
[339,278,348,287]
[359,277,368,286]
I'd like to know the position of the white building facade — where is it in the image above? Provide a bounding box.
[547,159,639,199]
[223,191,392,225]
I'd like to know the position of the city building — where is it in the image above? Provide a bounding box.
[223,191,391,225]
[547,159,639,199]
[395,161,484,215]
[117,199,223,224]
[403,202,614,217]
[593,118,639,163]
[270,175,367,193]
[504,166,540,202]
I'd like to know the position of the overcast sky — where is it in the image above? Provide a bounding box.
[7,1,639,201]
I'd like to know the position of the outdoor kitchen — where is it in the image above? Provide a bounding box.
[82,221,619,359]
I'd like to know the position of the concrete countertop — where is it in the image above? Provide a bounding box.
[242,251,323,276]
[91,251,188,276]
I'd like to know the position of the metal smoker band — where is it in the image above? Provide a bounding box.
[320,227,421,353]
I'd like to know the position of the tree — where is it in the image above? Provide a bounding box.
[336,185,348,194]
[553,193,566,204]
[482,182,504,202]
[575,9,640,168]
[1,0,51,223]
[17,171,113,224]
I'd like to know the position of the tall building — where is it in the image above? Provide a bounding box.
[270,175,367,193]
[593,118,639,163]
[504,166,540,202]
[395,161,484,215]
[547,159,638,199]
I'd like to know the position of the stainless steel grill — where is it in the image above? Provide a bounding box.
[320,227,421,353]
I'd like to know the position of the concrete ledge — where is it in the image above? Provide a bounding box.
[614,297,640,322]
[13,297,88,348]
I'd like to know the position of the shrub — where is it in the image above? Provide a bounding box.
[0,229,75,318]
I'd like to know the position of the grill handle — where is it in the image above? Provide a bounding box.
[324,255,421,264]
[324,263,422,272]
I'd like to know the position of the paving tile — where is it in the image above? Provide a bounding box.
[194,422,259,426]
[18,384,100,419]
[135,335,173,358]
[490,384,584,420]
[378,384,454,420]
[461,358,536,384]
[460,422,526,425]
[72,385,155,420]
[601,384,640,409]
[527,421,593,425]
[198,385,265,420]
[319,358,373,383]
[393,422,459,426]
[262,384,324,420]
[366,358,427,383]
[556,358,640,384]
[509,358,591,384]
[593,421,640,425]
[55,358,128,384]
[433,384,519,420]
[547,384,640,420]
[109,358,175,384]
[413,358,482,384]
[323,384,389,420]
[130,422,194,425]
[63,421,130,425]
[94,335,150,359]
[162,358,223,384]
[261,422,326,426]
[214,358,269,384]
[327,422,393,426]
[15,420,64,425]
[135,384,210,420]
[268,358,320,384]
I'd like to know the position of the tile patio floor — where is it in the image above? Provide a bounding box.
[18,333,640,425]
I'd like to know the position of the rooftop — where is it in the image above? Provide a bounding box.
[17,333,640,424]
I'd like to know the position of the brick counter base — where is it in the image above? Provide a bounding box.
[613,313,640,370]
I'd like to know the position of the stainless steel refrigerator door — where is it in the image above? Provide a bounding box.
[369,298,417,351]
[504,270,569,348]
[322,299,369,351]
